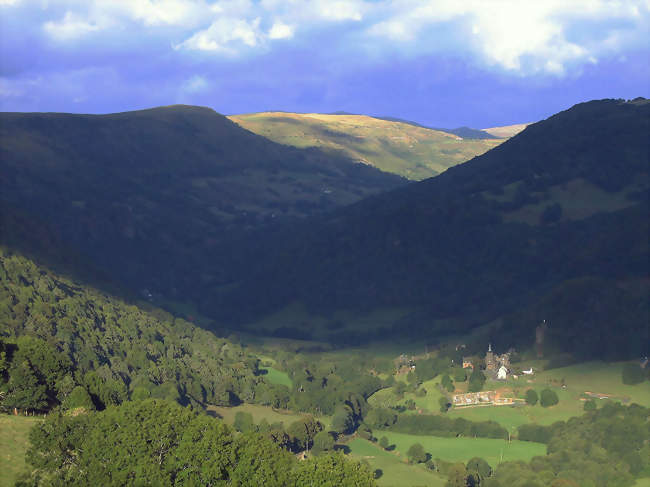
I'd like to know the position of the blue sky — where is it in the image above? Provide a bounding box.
[1,0,648,127]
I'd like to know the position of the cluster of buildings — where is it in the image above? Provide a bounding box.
[462,344,517,381]
[451,390,515,407]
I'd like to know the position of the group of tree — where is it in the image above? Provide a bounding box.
[0,248,268,413]
[16,399,377,486]
[501,402,650,487]
[525,388,559,407]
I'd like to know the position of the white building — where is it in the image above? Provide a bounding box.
[497,365,508,380]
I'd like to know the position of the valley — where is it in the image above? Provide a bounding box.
[1,98,648,487]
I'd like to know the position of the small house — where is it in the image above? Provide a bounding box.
[497,365,508,380]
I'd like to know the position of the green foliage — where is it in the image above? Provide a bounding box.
[441,374,455,392]
[622,363,646,385]
[379,436,389,449]
[583,399,597,411]
[311,431,335,455]
[0,248,261,411]
[385,412,507,439]
[504,403,650,487]
[234,411,255,433]
[453,368,467,382]
[406,442,427,464]
[20,399,377,486]
[540,389,559,408]
[466,456,492,478]
[525,389,538,406]
[468,368,486,393]
[293,452,376,487]
[61,386,94,411]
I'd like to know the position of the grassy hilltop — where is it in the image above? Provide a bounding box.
[229,112,504,180]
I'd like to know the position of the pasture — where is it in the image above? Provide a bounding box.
[0,415,40,487]
[378,431,546,467]
[260,366,293,388]
[347,438,446,487]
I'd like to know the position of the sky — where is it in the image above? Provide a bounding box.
[1,0,648,128]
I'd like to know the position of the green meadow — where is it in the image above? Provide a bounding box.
[347,438,446,487]
[0,415,41,487]
[260,366,293,388]
[230,112,503,180]
[378,431,546,467]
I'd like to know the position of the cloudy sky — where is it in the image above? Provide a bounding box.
[1,0,648,127]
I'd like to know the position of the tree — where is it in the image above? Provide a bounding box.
[406,443,427,464]
[525,389,538,406]
[583,399,597,411]
[466,456,492,478]
[446,463,469,487]
[622,362,645,385]
[453,368,467,382]
[5,360,48,412]
[540,389,559,407]
[62,386,95,411]
[379,436,389,450]
[441,374,455,392]
[439,396,451,413]
[311,431,335,455]
[234,411,255,433]
[331,405,354,434]
[468,369,486,393]
[294,452,375,487]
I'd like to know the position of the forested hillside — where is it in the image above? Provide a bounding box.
[0,247,262,411]
[218,99,650,358]
[0,106,404,306]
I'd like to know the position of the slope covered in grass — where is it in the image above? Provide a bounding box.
[230,112,503,180]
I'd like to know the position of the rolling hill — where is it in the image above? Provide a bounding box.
[0,105,404,304]
[217,99,650,358]
[229,112,504,180]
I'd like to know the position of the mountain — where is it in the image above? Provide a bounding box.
[372,116,500,140]
[217,99,650,358]
[0,105,404,305]
[228,112,503,180]
[482,123,531,138]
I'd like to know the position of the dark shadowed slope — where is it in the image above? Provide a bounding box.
[217,99,649,357]
[0,105,404,301]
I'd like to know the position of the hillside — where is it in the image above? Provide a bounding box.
[0,105,404,303]
[218,99,650,358]
[229,112,503,180]
[482,123,530,138]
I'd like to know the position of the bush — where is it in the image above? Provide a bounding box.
[540,389,559,407]
[583,399,597,411]
[406,442,427,464]
[379,436,389,449]
[525,389,538,406]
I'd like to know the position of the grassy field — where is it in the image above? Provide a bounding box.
[450,361,650,432]
[347,438,446,487]
[378,431,546,467]
[207,403,330,429]
[260,366,293,388]
[0,415,41,487]
[634,478,650,487]
[230,112,503,180]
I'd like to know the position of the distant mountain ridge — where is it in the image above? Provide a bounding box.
[229,112,504,180]
[0,104,404,304]
[217,99,650,358]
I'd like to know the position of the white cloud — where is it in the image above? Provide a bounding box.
[175,17,263,53]
[44,11,103,40]
[365,0,650,75]
[181,74,209,93]
[269,21,294,40]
